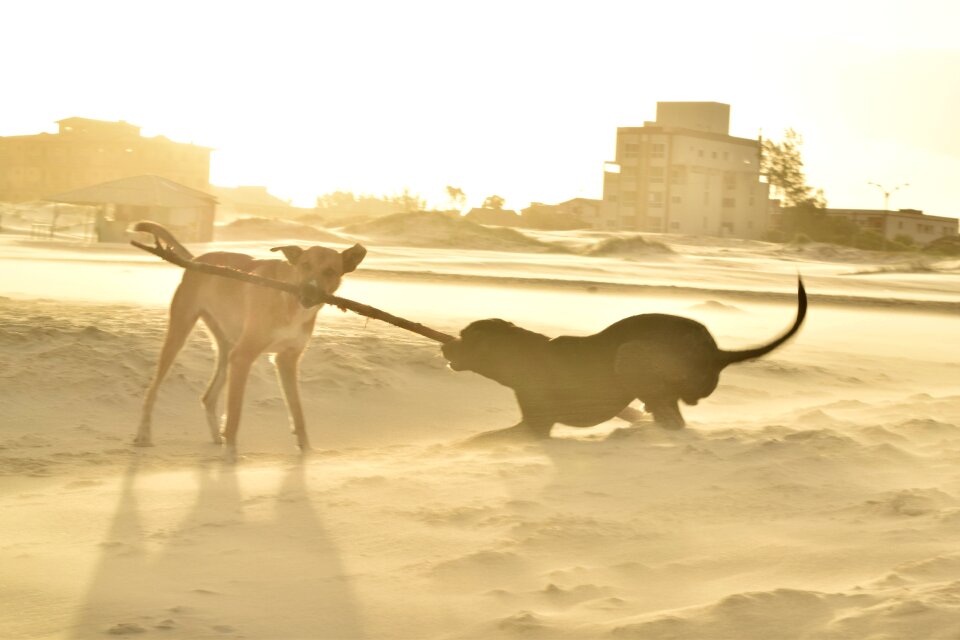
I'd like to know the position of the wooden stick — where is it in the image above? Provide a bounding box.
[131,239,457,344]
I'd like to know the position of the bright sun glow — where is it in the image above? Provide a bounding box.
[2,0,959,215]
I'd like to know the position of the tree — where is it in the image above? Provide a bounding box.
[391,187,426,213]
[482,195,505,210]
[445,186,466,211]
[761,129,826,208]
[316,190,359,210]
[315,190,422,217]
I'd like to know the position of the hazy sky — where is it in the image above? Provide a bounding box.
[2,0,958,216]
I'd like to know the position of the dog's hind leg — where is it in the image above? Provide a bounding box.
[617,406,646,424]
[645,399,686,430]
[136,288,199,446]
[200,315,231,445]
[275,348,311,453]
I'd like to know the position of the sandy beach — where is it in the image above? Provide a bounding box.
[1,222,959,639]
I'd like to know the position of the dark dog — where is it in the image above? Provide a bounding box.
[442,279,806,440]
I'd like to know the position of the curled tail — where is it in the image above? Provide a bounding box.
[132,221,193,260]
[718,278,807,368]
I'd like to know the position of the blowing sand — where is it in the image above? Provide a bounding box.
[1,228,959,639]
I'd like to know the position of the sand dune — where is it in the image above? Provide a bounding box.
[0,231,958,639]
[343,211,569,253]
[214,217,348,243]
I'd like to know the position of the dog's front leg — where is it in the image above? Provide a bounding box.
[645,399,686,430]
[464,420,552,446]
[275,348,311,453]
[221,345,259,461]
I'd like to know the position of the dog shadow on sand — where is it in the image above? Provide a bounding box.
[69,458,366,638]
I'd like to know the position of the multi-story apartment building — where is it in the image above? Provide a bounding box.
[0,117,211,203]
[600,102,769,239]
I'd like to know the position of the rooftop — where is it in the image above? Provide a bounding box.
[47,175,216,207]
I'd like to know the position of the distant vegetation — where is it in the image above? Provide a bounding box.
[313,189,427,221]
[481,195,506,211]
[761,129,826,210]
[445,186,467,212]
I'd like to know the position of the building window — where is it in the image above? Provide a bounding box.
[649,192,663,207]
[651,143,665,158]
[624,143,640,159]
[723,152,729,161]
[670,221,680,230]
[671,196,682,204]
[607,195,618,203]
[623,191,637,205]
[648,167,664,183]
[722,197,735,208]
[670,168,685,185]
[712,151,717,159]
[723,173,736,190]
[698,149,704,158]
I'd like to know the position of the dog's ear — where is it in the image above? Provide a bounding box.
[270,245,304,265]
[341,244,367,273]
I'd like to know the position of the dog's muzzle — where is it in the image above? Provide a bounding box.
[441,341,465,371]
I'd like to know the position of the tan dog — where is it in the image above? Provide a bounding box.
[133,221,367,458]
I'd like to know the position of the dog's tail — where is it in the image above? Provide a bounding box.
[132,221,194,260]
[717,277,807,368]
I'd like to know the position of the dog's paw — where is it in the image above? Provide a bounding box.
[297,445,315,457]
[461,426,544,448]
[222,444,239,464]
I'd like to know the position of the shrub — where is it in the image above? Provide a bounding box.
[923,235,960,256]
[851,230,886,251]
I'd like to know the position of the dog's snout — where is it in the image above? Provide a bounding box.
[441,340,463,363]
